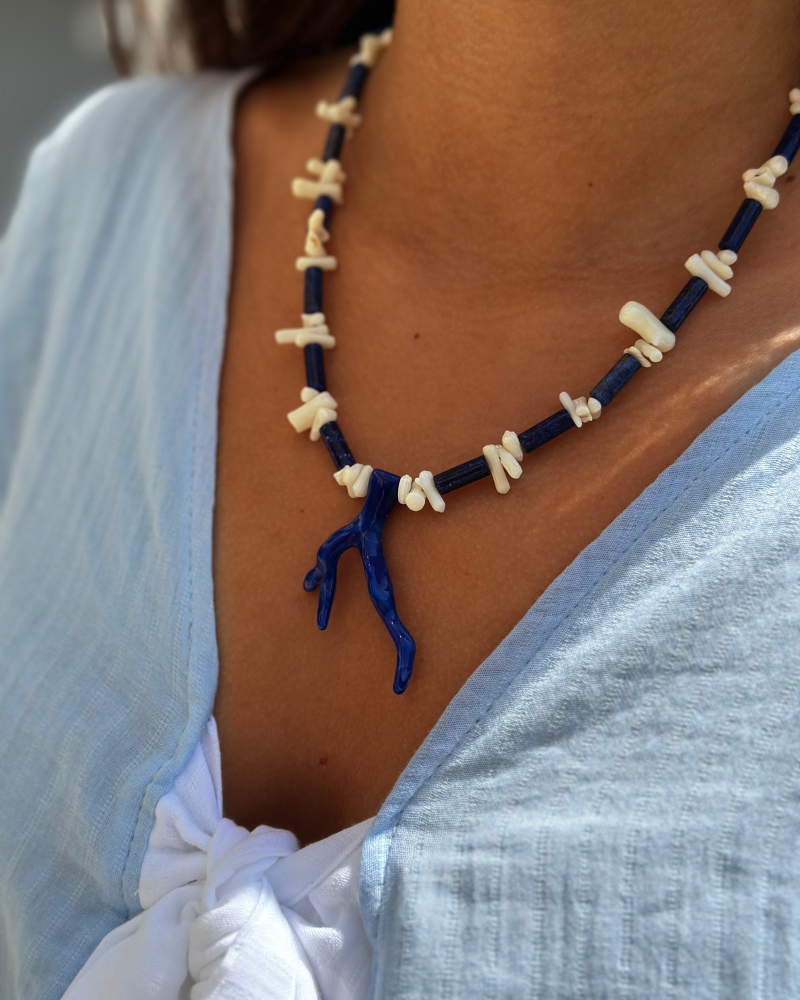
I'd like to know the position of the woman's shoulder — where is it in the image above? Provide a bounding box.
[14,72,253,227]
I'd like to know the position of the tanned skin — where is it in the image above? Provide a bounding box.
[213,0,800,843]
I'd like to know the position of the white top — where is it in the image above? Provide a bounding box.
[63,719,373,1000]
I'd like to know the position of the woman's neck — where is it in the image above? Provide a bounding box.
[349,0,800,287]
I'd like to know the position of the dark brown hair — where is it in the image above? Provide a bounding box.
[101,0,394,76]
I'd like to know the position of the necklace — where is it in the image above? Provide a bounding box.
[276,28,800,694]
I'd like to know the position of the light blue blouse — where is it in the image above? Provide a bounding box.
[1,73,799,1000]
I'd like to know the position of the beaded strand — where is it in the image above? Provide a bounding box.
[277,30,800,512]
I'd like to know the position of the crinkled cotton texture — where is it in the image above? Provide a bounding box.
[62,719,372,1000]
[0,72,799,1000]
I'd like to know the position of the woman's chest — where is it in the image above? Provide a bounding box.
[211,187,800,842]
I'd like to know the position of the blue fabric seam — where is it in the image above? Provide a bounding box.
[370,375,800,947]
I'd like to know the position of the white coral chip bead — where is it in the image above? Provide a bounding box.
[619,301,676,352]
[350,28,393,67]
[684,253,732,297]
[742,156,787,210]
[415,470,446,512]
[483,444,511,494]
[308,208,329,237]
[304,231,327,257]
[790,87,800,102]
[717,249,738,266]
[406,484,426,511]
[501,429,523,462]
[559,392,583,428]
[307,158,347,183]
[397,474,413,504]
[296,256,338,271]
[300,386,320,403]
[315,97,363,134]
[700,249,734,281]
[623,344,651,368]
[636,339,663,363]
[573,396,591,422]
[743,180,780,209]
[571,395,602,422]
[291,159,347,205]
[275,324,336,348]
[767,155,789,177]
[342,463,364,497]
[291,179,344,204]
[333,463,372,496]
[309,406,337,442]
[275,313,336,354]
[351,464,373,498]
[497,446,523,479]
[286,390,338,432]
[304,210,330,257]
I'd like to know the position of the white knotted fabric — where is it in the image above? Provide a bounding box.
[63,719,374,1000]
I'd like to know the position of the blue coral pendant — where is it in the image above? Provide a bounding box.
[303,469,416,694]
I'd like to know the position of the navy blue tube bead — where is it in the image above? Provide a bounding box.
[339,63,370,100]
[314,194,334,226]
[434,456,491,495]
[518,409,575,454]
[772,114,800,164]
[304,344,326,392]
[322,124,346,163]
[304,268,324,314]
[660,276,708,333]
[719,198,763,253]
[319,422,355,470]
[589,353,642,408]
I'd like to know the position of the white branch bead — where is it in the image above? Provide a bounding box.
[351,464,373,497]
[559,392,581,427]
[497,446,523,479]
[296,255,338,271]
[685,252,732,297]
[398,470,445,511]
[291,159,346,205]
[275,326,336,348]
[699,249,733,280]
[275,312,336,349]
[501,429,523,462]
[350,28,393,67]
[397,474,413,504]
[791,87,800,114]
[304,208,330,257]
[717,249,738,266]
[483,444,511,494]
[636,339,662,363]
[560,392,604,423]
[340,464,363,495]
[309,406,337,441]
[414,470,446,512]
[744,180,780,209]
[742,155,787,209]
[333,463,373,498]
[300,386,320,403]
[316,97,362,135]
[286,388,338,433]
[406,485,426,511]
[619,301,676,352]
